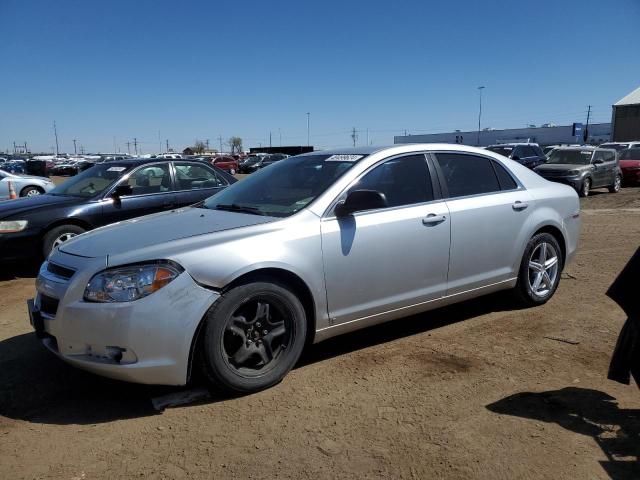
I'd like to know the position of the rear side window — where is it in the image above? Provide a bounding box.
[491,160,518,190]
[354,154,433,208]
[435,153,500,197]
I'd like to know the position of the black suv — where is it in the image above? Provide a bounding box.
[486,143,547,169]
[533,146,621,197]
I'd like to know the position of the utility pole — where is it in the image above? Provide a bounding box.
[166,139,169,153]
[126,142,131,155]
[351,127,358,147]
[73,139,77,155]
[13,141,16,154]
[53,121,59,155]
[133,138,138,156]
[205,139,210,150]
[269,131,272,149]
[114,136,117,153]
[158,131,162,153]
[306,112,310,147]
[584,105,591,144]
[24,142,28,154]
[366,128,369,146]
[218,135,223,154]
[477,86,485,146]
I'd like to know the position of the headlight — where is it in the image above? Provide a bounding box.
[84,261,183,303]
[567,170,580,176]
[0,220,28,233]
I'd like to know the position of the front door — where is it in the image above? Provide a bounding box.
[321,154,451,326]
[100,163,175,226]
[591,150,616,187]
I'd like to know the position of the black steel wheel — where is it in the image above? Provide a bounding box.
[199,280,307,394]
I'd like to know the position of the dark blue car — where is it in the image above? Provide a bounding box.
[0,158,236,260]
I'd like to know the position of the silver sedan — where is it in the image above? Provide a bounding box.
[30,144,580,393]
[0,169,55,200]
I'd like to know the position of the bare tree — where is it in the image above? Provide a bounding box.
[193,140,206,154]
[229,136,243,154]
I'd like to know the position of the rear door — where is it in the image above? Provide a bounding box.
[321,153,450,325]
[173,161,229,207]
[99,163,176,226]
[591,150,614,187]
[433,152,534,294]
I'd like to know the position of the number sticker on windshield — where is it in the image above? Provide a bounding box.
[325,154,363,162]
[107,167,126,172]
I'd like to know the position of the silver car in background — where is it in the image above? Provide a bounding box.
[29,144,580,393]
[0,169,55,200]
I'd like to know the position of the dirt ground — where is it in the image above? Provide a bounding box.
[1,186,639,480]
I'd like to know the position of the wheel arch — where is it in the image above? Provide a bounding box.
[532,224,566,268]
[186,267,317,383]
[43,217,94,235]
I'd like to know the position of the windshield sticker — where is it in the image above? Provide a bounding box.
[107,166,126,172]
[325,154,363,162]
[581,151,592,155]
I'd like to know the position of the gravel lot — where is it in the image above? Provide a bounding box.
[1,185,639,479]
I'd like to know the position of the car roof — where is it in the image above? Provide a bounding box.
[487,143,539,147]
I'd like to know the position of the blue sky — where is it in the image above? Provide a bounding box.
[1,0,639,153]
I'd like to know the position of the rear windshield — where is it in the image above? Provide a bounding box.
[619,148,640,160]
[486,146,513,157]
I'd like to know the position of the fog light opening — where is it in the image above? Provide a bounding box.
[105,346,126,363]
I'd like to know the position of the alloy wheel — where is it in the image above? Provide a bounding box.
[222,299,290,375]
[26,189,41,196]
[528,242,559,297]
[52,232,78,250]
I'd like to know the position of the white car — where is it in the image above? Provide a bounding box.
[0,170,55,200]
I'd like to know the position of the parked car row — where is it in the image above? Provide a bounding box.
[238,153,289,173]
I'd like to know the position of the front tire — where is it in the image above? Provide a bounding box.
[198,280,307,394]
[42,224,86,257]
[513,233,563,307]
[608,174,621,193]
[229,168,236,175]
[578,178,591,197]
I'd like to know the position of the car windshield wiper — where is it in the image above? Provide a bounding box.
[213,203,265,215]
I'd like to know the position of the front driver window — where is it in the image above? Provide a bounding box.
[121,164,172,196]
[353,154,433,208]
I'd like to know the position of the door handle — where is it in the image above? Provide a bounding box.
[512,201,528,211]
[422,214,446,225]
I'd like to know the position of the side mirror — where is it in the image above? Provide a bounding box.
[511,155,520,161]
[593,158,604,165]
[112,184,133,199]
[335,189,388,217]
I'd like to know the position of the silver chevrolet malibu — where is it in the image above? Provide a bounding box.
[29,144,580,393]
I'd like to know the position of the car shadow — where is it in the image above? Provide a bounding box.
[0,292,522,425]
[486,387,640,480]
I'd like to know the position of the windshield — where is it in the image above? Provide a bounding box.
[50,163,134,197]
[619,148,640,160]
[546,150,593,165]
[202,154,363,217]
[486,146,513,157]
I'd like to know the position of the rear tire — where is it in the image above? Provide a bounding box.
[513,233,563,307]
[229,168,236,175]
[608,174,621,193]
[578,178,591,197]
[42,224,86,257]
[198,280,307,394]
[20,186,42,197]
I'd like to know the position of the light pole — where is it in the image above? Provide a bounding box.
[306,112,310,147]
[477,86,485,146]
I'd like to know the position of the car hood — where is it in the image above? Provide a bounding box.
[59,206,278,258]
[534,164,590,173]
[0,194,84,220]
[8,174,51,181]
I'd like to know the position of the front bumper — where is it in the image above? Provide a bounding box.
[538,175,584,191]
[29,251,219,385]
[0,228,41,261]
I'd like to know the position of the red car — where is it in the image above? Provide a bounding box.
[619,148,640,185]
[211,155,239,175]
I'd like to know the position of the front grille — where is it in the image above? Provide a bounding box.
[47,262,75,280]
[40,294,59,316]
